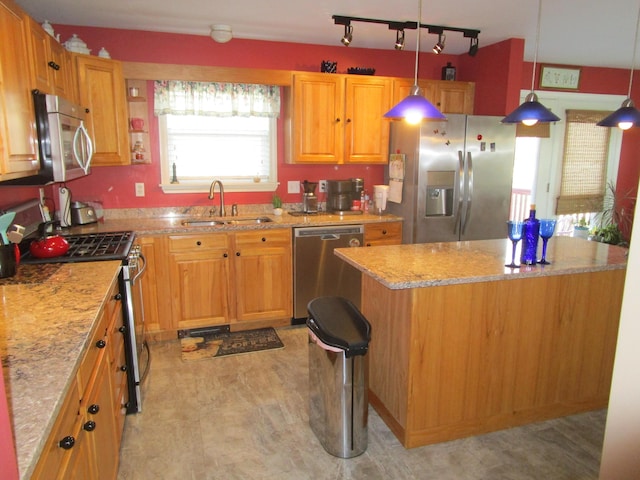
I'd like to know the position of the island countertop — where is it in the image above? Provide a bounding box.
[335,236,628,289]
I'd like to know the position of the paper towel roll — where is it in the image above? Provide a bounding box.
[373,185,390,213]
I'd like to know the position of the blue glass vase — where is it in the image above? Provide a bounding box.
[520,206,540,265]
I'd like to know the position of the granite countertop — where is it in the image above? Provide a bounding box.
[67,209,402,236]
[0,261,122,480]
[335,236,628,290]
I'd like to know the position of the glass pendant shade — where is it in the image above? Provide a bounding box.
[501,92,560,125]
[384,86,445,124]
[596,98,640,130]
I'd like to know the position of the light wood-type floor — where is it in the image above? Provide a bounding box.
[117,325,606,479]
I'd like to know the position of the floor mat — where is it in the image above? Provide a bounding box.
[180,327,284,361]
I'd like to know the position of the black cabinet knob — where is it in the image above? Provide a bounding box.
[96,339,106,349]
[236,252,240,256]
[59,435,75,450]
[114,293,122,301]
[120,365,128,372]
[88,404,100,415]
[83,420,96,432]
[196,240,202,246]
[223,253,228,258]
[119,325,126,333]
[382,230,387,235]
[261,237,266,242]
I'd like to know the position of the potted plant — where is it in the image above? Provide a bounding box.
[272,194,283,216]
[572,217,590,239]
[590,181,635,247]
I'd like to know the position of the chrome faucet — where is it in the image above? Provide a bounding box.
[208,180,226,217]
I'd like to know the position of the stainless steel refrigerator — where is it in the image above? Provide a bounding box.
[385,115,516,244]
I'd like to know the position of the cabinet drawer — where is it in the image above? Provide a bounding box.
[32,381,81,479]
[234,228,291,247]
[169,233,228,251]
[365,221,403,246]
[103,275,121,324]
[77,310,109,398]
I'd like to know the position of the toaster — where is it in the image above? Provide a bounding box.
[71,202,98,225]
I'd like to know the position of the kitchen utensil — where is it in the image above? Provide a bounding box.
[7,224,25,244]
[0,212,16,244]
[29,221,69,259]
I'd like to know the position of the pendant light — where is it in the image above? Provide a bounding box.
[502,0,560,126]
[597,2,640,130]
[384,0,445,124]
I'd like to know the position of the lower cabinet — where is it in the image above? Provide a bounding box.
[32,276,124,480]
[364,221,403,246]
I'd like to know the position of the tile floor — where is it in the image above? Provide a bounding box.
[117,325,606,479]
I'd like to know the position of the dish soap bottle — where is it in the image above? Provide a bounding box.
[520,204,540,265]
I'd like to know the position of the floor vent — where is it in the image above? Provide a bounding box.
[177,325,230,339]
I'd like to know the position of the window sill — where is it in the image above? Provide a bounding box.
[160,181,277,194]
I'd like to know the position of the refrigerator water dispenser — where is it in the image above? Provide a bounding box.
[425,171,454,217]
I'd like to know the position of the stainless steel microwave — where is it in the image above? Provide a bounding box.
[2,91,93,185]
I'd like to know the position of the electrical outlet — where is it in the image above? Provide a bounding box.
[287,180,300,194]
[135,182,145,197]
[319,180,327,193]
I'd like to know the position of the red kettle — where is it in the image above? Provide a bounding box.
[29,221,70,259]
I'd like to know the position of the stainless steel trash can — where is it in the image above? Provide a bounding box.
[307,296,371,458]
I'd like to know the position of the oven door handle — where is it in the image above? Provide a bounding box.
[131,252,146,285]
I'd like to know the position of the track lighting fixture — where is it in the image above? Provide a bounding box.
[502,0,559,126]
[395,29,405,50]
[432,33,445,54]
[468,37,479,56]
[331,14,479,52]
[597,1,640,130]
[383,0,445,124]
[341,24,353,46]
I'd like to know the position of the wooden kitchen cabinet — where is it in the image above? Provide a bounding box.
[393,78,475,115]
[32,275,122,480]
[168,233,233,330]
[26,16,77,102]
[0,0,39,181]
[233,229,292,326]
[287,73,392,164]
[364,221,403,246]
[166,228,293,333]
[75,54,130,166]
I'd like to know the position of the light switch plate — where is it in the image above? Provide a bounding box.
[287,180,300,194]
[135,183,145,197]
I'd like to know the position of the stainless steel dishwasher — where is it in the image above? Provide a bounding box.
[293,225,364,320]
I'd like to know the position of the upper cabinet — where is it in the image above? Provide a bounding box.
[393,78,475,115]
[75,55,130,166]
[287,73,392,165]
[0,0,39,181]
[26,16,77,102]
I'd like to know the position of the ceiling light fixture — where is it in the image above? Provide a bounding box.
[210,24,233,43]
[468,37,479,56]
[383,0,445,124]
[501,0,560,126]
[432,33,445,54]
[597,2,640,130]
[395,29,405,50]
[341,24,353,46]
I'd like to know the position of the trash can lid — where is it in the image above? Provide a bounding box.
[306,297,371,357]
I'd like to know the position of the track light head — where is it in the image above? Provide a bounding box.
[468,37,479,56]
[341,24,353,46]
[395,29,405,50]
[432,33,445,54]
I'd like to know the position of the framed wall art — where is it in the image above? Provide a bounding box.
[539,65,581,90]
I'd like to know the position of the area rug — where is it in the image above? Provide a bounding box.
[180,327,284,361]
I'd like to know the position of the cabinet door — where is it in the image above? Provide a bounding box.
[83,352,119,480]
[289,73,343,164]
[423,80,475,114]
[344,76,392,164]
[75,55,130,166]
[233,229,292,322]
[169,234,232,329]
[49,39,76,101]
[364,221,403,246]
[0,0,39,179]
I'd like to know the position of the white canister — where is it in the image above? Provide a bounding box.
[373,185,390,214]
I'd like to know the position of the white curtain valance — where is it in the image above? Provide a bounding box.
[154,80,280,118]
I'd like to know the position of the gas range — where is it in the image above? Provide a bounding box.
[20,231,135,264]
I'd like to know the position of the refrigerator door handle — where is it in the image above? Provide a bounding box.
[454,150,464,234]
[461,152,473,235]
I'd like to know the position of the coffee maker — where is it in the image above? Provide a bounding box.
[302,180,318,213]
[326,178,364,213]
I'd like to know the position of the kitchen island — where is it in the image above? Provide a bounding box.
[335,237,627,448]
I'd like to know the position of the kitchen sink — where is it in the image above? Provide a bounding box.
[181,217,273,227]
[181,219,226,227]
